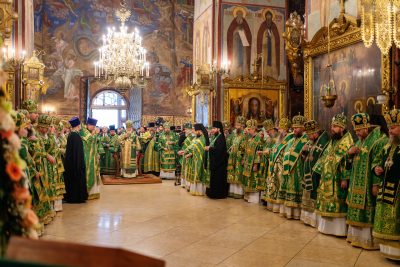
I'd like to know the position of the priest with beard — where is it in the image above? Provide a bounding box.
[372,107,400,260]
[205,121,228,199]
[313,113,353,236]
[64,117,88,203]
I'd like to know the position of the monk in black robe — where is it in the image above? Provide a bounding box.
[64,117,88,203]
[205,121,228,199]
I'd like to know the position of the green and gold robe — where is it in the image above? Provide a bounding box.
[102,133,120,175]
[156,132,179,174]
[184,135,206,190]
[301,131,330,213]
[242,133,262,193]
[226,132,234,151]
[144,134,160,173]
[372,143,400,259]
[28,134,55,224]
[257,135,276,191]
[120,130,141,177]
[314,131,353,217]
[99,133,110,174]
[80,127,101,199]
[264,133,294,205]
[20,137,47,232]
[227,132,245,197]
[346,127,387,228]
[180,134,194,181]
[39,132,58,202]
[50,133,66,200]
[280,134,309,208]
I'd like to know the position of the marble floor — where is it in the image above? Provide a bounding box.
[42,181,398,267]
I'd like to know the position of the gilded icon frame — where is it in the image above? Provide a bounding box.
[303,15,391,120]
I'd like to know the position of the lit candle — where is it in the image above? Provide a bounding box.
[2,48,6,61]
[146,63,149,77]
[22,50,26,59]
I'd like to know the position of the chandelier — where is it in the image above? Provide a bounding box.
[361,0,400,55]
[94,1,149,89]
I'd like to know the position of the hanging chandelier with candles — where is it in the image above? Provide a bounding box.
[361,0,400,55]
[94,0,149,90]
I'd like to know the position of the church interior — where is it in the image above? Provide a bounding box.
[0,0,400,266]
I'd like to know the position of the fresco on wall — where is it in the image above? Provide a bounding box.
[306,0,360,40]
[34,0,193,116]
[194,0,212,19]
[193,3,212,69]
[221,3,286,81]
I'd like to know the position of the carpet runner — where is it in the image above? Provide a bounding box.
[101,174,162,185]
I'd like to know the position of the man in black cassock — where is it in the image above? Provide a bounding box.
[64,117,88,203]
[205,121,228,199]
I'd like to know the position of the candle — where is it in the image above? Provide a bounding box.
[146,63,149,77]
[2,48,6,61]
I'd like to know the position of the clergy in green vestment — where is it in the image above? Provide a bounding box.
[313,113,353,236]
[263,118,292,212]
[99,126,110,174]
[28,125,55,226]
[279,114,308,219]
[138,125,152,175]
[242,119,262,203]
[156,122,179,179]
[227,116,246,198]
[178,123,194,188]
[80,117,101,199]
[48,117,65,210]
[300,120,330,227]
[120,120,141,178]
[102,125,121,176]
[184,123,208,196]
[143,124,160,174]
[257,119,278,194]
[345,113,387,249]
[15,111,45,235]
[372,107,400,260]
[37,115,58,211]
[223,121,234,151]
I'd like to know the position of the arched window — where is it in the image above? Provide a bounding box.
[91,90,128,128]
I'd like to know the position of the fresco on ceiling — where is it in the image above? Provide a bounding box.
[34,0,193,116]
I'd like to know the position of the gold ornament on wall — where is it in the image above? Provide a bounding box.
[22,51,45,102]
[283,11,305,85]
[0,0,18,46]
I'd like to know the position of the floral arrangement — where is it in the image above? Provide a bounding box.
[0,71,38,257]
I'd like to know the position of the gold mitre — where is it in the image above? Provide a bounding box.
[235,116,246,126]
[246,119,258,129]
[351,113,370,130]
[263,119,274,131]
[278,117,291,130]
[383,106,400,127]
[304,120,320,134]
[331,113,347,129]
[292,113,306,128]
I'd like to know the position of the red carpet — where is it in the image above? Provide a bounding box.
[101,174,162,185]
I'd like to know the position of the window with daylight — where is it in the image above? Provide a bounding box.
[91,90,128,128]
